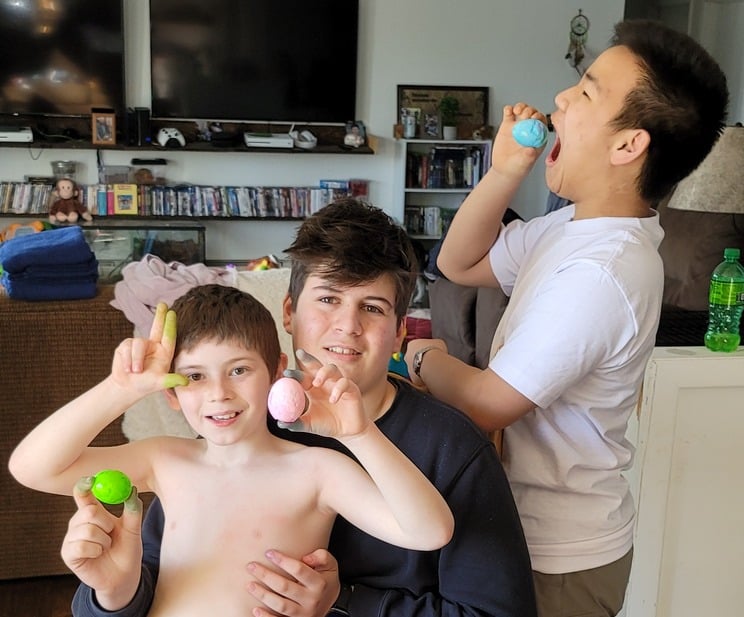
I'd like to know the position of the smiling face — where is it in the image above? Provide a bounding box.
[545,45,645,207]
[282,272,405,411]
[56,179,75,199]
[166,338,277,445]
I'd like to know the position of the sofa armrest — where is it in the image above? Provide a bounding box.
[0,286,133,579]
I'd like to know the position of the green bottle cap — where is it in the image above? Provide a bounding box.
[724,248,740,260]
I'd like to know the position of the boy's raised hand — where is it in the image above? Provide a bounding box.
[61,477,144,611]
[491,102,548,178]
[278,349,369,438]
[111,302,188,394]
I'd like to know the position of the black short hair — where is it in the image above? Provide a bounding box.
[609,19,729,202]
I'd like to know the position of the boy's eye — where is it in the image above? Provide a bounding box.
[319,296,338,304]
[363,304,384,315]
[187,372,204,382]
[232,366,248,376]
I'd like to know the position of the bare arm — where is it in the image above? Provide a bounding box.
[404,339,535,432]
[283,352,454,551]
[8,304,187,495]
[438,103,546,288]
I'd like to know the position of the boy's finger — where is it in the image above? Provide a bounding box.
[295,349,322,373]
[148,302,168,341]
[161,309,178,351]
[163,372,189,389]
[283,368,313,389]
[121,487,144,535]
[72,476,101,508]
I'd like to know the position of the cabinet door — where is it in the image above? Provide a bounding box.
[624,347,744,617]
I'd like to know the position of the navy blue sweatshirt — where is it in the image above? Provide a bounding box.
[72,378,536,616]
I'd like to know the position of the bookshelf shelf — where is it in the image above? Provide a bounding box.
[400,138,491,240]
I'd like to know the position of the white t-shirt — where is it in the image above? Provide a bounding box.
[488,205,664,574]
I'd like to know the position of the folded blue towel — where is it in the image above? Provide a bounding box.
[0,226,94,274]
[8,256,99,280]
[1,272,98,301]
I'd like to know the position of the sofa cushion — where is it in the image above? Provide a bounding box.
[658,197,744,312]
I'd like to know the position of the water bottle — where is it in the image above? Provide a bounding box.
[704,247,744,352]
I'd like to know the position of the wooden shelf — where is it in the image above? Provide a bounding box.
[1,116,374,155]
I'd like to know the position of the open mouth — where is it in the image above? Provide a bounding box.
[208,411,242,423]
[546,136,562,164]
[325,346,360,357]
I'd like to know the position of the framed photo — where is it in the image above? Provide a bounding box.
[397,85,489,139]
[91,108,116,145]
[423,113,440,138]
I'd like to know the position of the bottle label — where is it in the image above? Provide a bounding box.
[709,281,744,305]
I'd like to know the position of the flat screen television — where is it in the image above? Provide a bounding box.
[149,0,359,124]
[0,0,125,118]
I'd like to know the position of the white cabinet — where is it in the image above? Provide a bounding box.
[623,346,744,617]
[399,139,490,241]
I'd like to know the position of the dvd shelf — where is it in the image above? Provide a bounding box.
[0,179,368,220]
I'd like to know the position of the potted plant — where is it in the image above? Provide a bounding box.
[438,95,460,140]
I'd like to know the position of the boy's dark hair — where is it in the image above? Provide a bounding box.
[285,198,418,323]
[170,284,281,378]
[609,19,728,202]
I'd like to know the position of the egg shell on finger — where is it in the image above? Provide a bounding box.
[512,118,548,148]
[268,377,307,422]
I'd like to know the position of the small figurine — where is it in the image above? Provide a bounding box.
[344,121,366,148]
[49,178,93,223]
[91,469,133,505]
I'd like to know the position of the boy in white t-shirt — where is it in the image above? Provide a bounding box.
[405,19,729,617]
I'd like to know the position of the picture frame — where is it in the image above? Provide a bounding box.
[422,113,441,139]
[91,108,116,145]
[397,86,489,139]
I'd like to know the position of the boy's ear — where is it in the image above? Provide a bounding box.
[276,352,289,381]
[611,128,650,166]
[282,294,293,334]
[163,388,181,411]
[394,318,407,354]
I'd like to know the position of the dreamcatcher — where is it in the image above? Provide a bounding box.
[565,9,590,74]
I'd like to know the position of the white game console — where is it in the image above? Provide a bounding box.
[244,132,294,149]
[0,126,33,143]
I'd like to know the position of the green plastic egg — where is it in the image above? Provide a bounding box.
[91,469,132,505]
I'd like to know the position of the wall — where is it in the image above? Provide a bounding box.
[1,0,626,260]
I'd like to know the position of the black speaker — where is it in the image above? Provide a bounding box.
[126,107,151,146]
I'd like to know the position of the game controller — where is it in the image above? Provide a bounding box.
[157,127,186,148]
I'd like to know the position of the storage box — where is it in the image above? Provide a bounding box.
[98,165,131,184]
[81,219,205,282]
[130,158,168,185]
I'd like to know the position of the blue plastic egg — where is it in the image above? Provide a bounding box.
[512,119,548,148]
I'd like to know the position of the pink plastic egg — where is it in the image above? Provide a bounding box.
[268,377,307,422]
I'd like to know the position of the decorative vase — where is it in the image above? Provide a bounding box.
[442,126,458,140]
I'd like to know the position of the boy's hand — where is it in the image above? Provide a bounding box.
[278,349,368,438]
[61,477,144,611]
[491,102,548,178]
[246,548,340,617]
[111,303,188,393]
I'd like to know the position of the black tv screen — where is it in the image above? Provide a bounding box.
[149,0,359,124]
[0,0,124,118]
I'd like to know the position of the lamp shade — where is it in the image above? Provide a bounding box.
[667,125,744,213]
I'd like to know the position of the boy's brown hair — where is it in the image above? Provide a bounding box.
[285,198,418,324]
[170,284,281,377]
